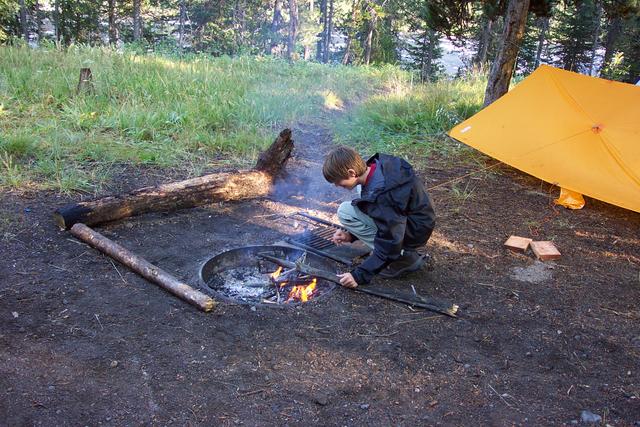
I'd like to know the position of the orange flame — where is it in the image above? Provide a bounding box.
[270,266,283,279]
[286,278,317,303]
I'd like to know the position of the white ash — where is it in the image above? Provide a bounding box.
[208,266,273,302]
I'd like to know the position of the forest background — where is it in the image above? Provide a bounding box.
[0,0,639,192]
[2,0,638,82]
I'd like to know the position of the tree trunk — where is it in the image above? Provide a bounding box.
[322,0,333,62]
[363,4,377,65]
[54,130,294,230]
[19,0,29,43]
[589,1,603,75]
[34,0,42,41]
[534,16,549,69]
[108,0,117,45]
[133,0,141,41]
[179,0,186,52]
[302,0,314,59]
[316,0,326,61]
[475,16,494,66]
[483,0,530,107]
[602,17,622,71]
[54,0,60,42]
[342,37,352,64]
[233,0,246,50]
[268,0,283,55]
[421,29,435,82]
[70,223,216,312]
[341,0,358,65]
[287,0,299,60]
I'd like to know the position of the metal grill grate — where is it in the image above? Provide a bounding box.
[284,212,353,266]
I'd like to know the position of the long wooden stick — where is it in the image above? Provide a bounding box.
[71,223,216,312]
[257,254,458,317]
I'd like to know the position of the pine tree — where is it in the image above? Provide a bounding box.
[404,0,443,81]
[549,0,600,72]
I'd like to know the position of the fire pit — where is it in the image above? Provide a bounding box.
[200,245,337,306]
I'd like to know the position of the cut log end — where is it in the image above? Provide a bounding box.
[254,128,294,176]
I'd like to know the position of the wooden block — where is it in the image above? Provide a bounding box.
[530,241,561,261]
[504,236,532,252]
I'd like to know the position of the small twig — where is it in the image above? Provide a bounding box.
[476,282,521,296]
[188,407,198,420]
[238,388,268,397]
[94,314,104,330]
[109,259,127,284]
[47,263,71,272]
[460,213,483,224]
[572,351,587,371]
[488,384,515,408]
[601,307,639,319]
[392,315,440,327]
[357,330,399,338]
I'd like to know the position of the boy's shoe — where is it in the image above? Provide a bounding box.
[378,251,425,279]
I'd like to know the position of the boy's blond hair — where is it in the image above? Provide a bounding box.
[322,146,367,184]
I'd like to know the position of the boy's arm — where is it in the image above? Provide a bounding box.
[351,206,407,285]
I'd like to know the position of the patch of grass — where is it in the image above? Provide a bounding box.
[333,71,485,158]
[0,45,404,192]
[0,152,29,188]
[0,133,37,158]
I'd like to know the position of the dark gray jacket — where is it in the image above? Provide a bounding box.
[351,153,436,285]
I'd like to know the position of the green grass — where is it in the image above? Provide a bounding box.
[0,45,407,192]
[0,45,484,192]
[332,72,486,158]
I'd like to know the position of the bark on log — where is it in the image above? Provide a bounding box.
[54,129,294,230]
[70,223,216,312]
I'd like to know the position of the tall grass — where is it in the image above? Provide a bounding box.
[0,45,407,192]
[0,45,484,192]
[333,72,486,158]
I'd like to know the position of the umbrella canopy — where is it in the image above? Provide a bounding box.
[448,65,640,213]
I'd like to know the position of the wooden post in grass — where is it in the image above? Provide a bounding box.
[77,68,95,94]
[54,129,294,229]
[70,223,216,312]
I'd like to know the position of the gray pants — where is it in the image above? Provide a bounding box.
[337,201,377,250]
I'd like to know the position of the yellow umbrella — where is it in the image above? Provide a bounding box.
[448,65,640,213]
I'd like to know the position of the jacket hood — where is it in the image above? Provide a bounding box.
[366,153,415,192]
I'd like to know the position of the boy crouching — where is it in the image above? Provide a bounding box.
[323,146,436,288]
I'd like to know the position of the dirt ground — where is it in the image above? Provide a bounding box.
[1,122,639,426]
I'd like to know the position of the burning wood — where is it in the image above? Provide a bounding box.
[257,253,459,317]
[267,264,320,304]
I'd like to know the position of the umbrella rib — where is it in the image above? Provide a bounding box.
[548,71,596,126]
[597,133,640,188]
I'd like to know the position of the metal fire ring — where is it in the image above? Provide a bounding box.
[199,245,337,307]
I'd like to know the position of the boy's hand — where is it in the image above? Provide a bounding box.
[331,230,353,245]
[337,272,358,288]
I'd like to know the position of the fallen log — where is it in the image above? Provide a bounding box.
[54,129,294,229]
[70,223,216,312]
[257,253,459,318]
